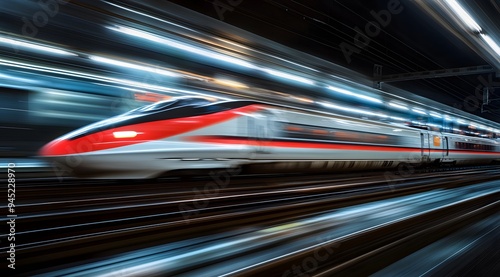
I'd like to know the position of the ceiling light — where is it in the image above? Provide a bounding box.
[480,34,500,55]
[412,108,427,115]
[389,102,409,110]
[90,55,179,77]
[429,112,442,118]
[444,0,482,32]
[327,86,382,104]
[0,36,75,56]
[213,79,248,89]
[108,25,257,69]
[390,116,407,121]
[320,102,387,117]
[263,68,315,85]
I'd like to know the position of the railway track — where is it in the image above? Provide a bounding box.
[239,184,499,276]
[1,167,499,276]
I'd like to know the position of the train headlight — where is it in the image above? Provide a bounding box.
[113,131,138,139]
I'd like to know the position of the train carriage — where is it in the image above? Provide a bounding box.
[39,97,500,179]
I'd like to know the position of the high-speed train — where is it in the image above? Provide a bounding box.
[39,97,500,179]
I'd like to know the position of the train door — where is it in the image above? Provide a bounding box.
[420,132,430,162]
[443,136,449,158]
[247,110,274,156]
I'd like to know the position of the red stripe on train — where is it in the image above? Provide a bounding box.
[188,136,422,152]
[40,105,264,156]
[190,136,500,155]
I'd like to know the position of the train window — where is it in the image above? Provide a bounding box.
[197,103,228,113]
[312,129,329,135]
[283,123,399,145]
[133,97,215,113]
[285,125,303,132]
[455,142,495,151]
[484,145,493,151]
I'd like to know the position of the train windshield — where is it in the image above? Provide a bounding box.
[132,97,216,113]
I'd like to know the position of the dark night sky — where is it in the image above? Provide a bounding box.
[167,0,500,123]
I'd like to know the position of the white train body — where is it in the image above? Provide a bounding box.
[39,98,500,179]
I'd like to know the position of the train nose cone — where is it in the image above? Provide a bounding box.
[39,139,73,156]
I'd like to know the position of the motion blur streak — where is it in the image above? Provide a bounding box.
[0,2,499,276]
[0,0,499,158]
[0,36,75,56]
[108,25,258,70]
[373,215,499,276]
[89,55,181,78]
[36,181,499,276]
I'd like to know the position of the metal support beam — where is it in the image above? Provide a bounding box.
[373,64,383,89]
[483,87,500,105]
[375,65,495,83]
[482,86,500,113]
